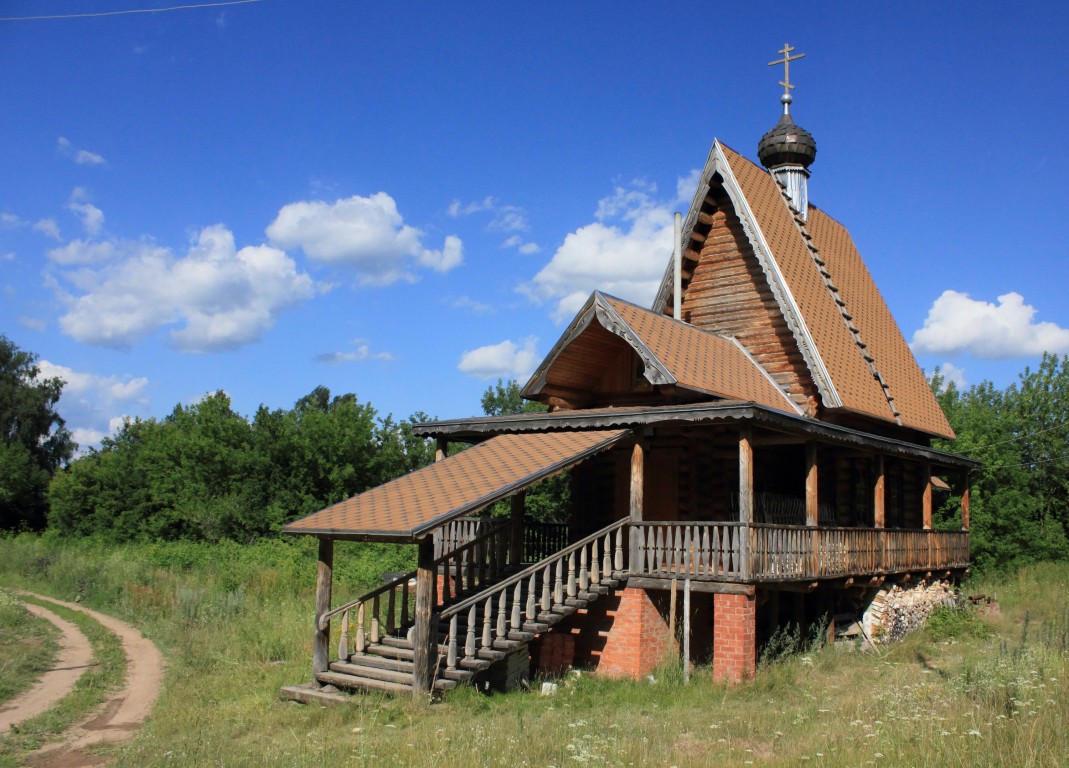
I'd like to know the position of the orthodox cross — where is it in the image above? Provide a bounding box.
[769,43,805,97]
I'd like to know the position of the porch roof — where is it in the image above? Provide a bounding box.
[282,429,631,542]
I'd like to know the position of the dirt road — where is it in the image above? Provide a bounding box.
[4,592,166,766]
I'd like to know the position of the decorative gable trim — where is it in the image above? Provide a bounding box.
[522,292,675,399]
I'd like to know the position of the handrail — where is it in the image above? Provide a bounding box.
[441,517,628,620]
[319,569,416,630]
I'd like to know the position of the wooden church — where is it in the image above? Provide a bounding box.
[281,48,978,701]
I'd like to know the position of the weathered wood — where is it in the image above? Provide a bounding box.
[873,455,886,529]
[805,443,819,526]
[669,577,678,639]
[313,538,333,677]
[435,437,447,462]
[412,536,436,700]
[922,460,933,530]
[629,440,645,572]
[961,476,971,531]
[739,429,753,579]
[682,578,691,684]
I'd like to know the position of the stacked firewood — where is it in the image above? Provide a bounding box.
[862,579,960,644]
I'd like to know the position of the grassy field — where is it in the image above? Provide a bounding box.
[1,532,1067,767]
[0,589,58,703]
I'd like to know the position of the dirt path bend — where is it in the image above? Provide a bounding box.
[10,591,166,764]
[0,602,95,734]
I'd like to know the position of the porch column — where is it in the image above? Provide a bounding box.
[628,440,645,573]
[412,536,438,700]
[510,491,526,567]
[805,442,819,577]
[922,460,933,530]
[435,437,447,462]
[960,474,971,531]
[313,537,333,678]
[873,455,885,529]
[738,428,753,580]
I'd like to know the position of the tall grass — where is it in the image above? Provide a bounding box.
[1,533,1067,767]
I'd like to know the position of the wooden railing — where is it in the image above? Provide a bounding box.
[523,521,569,562]
[324,517,515,661]
[439,519,628,674]
[632,522,969,582]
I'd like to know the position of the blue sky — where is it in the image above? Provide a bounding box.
[2,1,1067,448]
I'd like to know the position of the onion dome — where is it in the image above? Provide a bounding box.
[757,94,817,170]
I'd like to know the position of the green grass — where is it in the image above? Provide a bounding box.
[1,532,1068,767]
[0,589,58,705]
[0,595,126,767]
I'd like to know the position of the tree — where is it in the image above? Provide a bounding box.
[0,335,74,530]
[480,378,546,417]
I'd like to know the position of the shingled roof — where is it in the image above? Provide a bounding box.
[282,429,630,541]
[653,140,953,439]
[523,291,801,414]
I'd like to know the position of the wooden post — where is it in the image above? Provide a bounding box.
[435,437,447,462]
[669,577,678,640]
[873,455,885,529]
[510,491,526,566]
[806,442,819,577]
[739,428,753,580]
[922,460,933,531]
[628,440,645,573]
[961,474,971,531]
[412,536,437,700]
[682,578,691,684]
[805,443,819,527]
[313,537,333,678]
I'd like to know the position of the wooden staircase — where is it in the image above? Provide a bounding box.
[315,519,629,697]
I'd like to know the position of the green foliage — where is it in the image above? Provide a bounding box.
[0,589,58,704]
[47,387,435,543]
[932,354,1069,572]
[926,604,990,641]
[0,336,74,530]
[480,378,546,417]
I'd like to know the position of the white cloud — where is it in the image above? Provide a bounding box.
[521,180,678,322]
[458,337,539,380]
[450,296,495,314]
[18,315,46,331]
[68,188,104,236]
[58,137,106,166]
[1,212,22,228]
[34,218,61,240]
[266,193,462,284]
[910,290,1069,359]
[38,360,150,450]
[314,340,394,364]
[938,362,967,390]
[449,196,539,252]
[49,224,318,352]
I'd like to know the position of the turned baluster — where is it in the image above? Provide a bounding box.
[526,573,537,622]
[481,596,493,649]
[614,526,624,573]
[511,581,522,631]
[579,543,590,592]
[339,608,350,661]
[567,552,577,598]
[370,594,381,644]
[465,605,477,658]
[553,558,564,605]
[493,591,506,639]
[602,533,612,579]
[447,614,458,670]
[541,565,552,612]
[590,538,601,585]
[355,602,366,653]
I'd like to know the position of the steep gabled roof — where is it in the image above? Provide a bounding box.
[653,140,953,439]
[523,291,801,414]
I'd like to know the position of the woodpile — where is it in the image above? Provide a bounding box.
[862,579,960,644]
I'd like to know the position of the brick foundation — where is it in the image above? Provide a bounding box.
[713,592,756,683]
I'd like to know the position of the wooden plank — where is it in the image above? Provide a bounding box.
[626,576,755,595]
[873,455,885,529]
[313,538,333,677]
[922,459,932,531]
[629,440,645,572]
[412,537,436,700]
[739,429,753,580]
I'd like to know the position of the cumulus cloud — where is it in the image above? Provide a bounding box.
[910,290,1069,359]
[68,188,104,236]
[314,340,394,364]
[34,218,61,240]
[521,179,680,322]
[937,362,967,390]
[449,196,539,253]
[58,137,106,166]
[458,337,539,380]
[266,193,462,284]
[48,224,318,352]
[38,360,149,449]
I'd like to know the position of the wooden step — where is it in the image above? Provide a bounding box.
[330,661,459,691]
[342,653,475,683]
